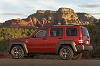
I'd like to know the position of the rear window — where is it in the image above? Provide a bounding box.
[82,28,89,36]
[66,28,77,36]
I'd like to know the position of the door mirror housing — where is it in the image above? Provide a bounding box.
[32,34,36,38]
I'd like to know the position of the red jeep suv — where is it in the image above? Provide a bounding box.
[8,25,93,60]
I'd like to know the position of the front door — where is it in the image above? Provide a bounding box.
[26,29,48,52]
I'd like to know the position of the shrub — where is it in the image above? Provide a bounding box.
[91,46,100,58]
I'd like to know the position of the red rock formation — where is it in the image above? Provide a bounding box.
[1,19,34,28]
[1,8,96,28]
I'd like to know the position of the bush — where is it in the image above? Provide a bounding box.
[91,46,100,58]
[83,22,100,58]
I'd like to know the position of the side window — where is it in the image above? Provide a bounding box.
[82,28,89,36]
[66,28,77,36]
[36,29,47,37]
[50,28,63,36]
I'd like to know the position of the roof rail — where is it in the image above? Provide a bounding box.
[53,24,74,26]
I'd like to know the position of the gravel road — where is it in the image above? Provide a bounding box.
[0,59,100,66]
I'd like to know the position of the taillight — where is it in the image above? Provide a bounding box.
[78,37,83,44]
[85,40,89,44]
[79,36,90,45]
[79,40,83,43]
[85,36,90,45]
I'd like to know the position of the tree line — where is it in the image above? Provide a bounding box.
[86,22,100,58]
[0,27,36,52]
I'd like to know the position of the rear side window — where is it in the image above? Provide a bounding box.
[50,28,63,36]
[82,28,89,36]
[66,28,77,36]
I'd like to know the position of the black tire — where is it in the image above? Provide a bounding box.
[10,45,25,59]
[25,54,35,59]
[72,52,82,60]
[59,46,73,60]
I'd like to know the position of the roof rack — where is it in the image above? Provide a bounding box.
[53,24,82,26]
[53,24,74,26]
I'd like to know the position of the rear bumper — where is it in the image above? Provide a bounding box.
[76,45,93,52]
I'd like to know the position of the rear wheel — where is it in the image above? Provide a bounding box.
[10,45,24,59]
[59,46,73,60]
[72,52,82,60]
[25,54,35,59]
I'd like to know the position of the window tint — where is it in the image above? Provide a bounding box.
[66,28,77,36]
[36,29,47,37]
[50,28,63,36]
[82,28,89,36]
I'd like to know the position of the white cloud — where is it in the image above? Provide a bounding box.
[0,12,28,16]
[78,3,100,8]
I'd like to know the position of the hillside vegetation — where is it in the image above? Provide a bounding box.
[0,28,36,52]
[86,22,100,58]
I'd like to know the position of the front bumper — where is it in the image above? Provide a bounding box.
[76,45,93,52]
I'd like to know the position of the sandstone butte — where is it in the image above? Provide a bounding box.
[0,7,96,28]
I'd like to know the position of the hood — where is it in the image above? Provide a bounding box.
[10,36,31,42]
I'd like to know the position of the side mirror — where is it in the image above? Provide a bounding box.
[32,34,36,38]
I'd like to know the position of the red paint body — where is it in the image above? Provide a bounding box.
[10,25,91,53]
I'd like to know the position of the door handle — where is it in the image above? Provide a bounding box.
[58,38,63,39]
[42,38,47,40]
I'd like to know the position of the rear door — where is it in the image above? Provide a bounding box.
[65,27,79,44]
[46,27,64,52]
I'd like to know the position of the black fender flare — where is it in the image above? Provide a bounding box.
[8,42,28,54]
[56,40,77,54]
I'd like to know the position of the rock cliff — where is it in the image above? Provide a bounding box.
[77,13,96,23]
[0,7,97,28]
[27,8,80,25]
[1,19,33,28]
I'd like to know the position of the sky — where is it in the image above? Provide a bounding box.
[0,0,100,23]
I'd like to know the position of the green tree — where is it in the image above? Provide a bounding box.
[0,28,35,52]
[86,22,100,58]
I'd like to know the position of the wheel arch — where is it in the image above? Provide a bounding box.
[9,42,28,55]
[56,40,77,54]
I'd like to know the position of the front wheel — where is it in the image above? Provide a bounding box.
[59,46,73,60]
[10,45,25,59]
